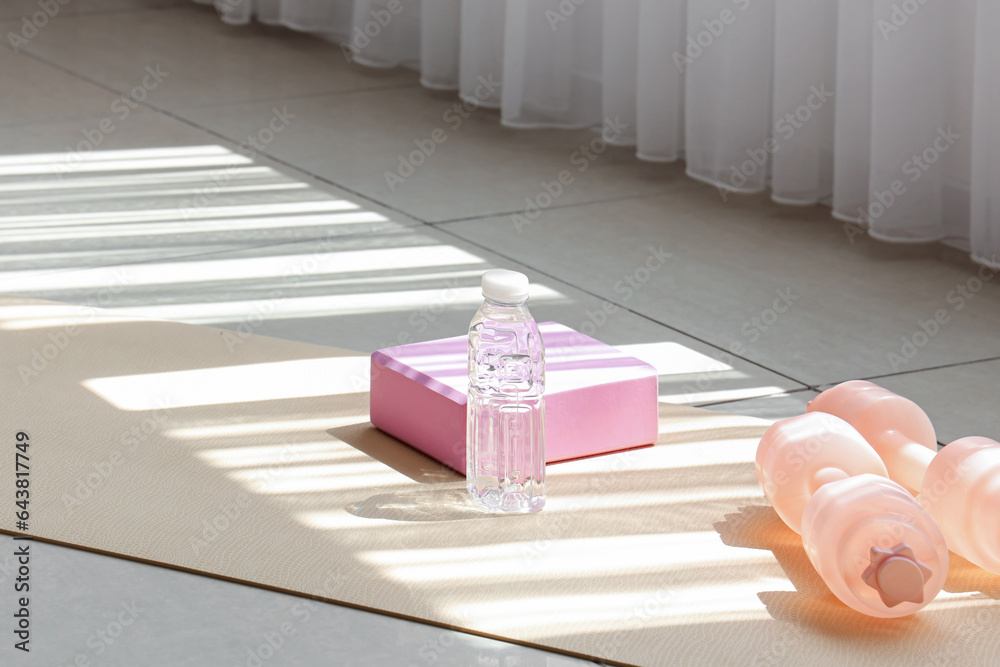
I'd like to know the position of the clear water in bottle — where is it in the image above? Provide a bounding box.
[467,270,545,513]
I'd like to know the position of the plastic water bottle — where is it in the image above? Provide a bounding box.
[467,269,546,513]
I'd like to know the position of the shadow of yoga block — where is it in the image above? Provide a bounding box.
[369,321,660,472]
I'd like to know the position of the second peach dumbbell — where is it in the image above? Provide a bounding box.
[809,381,1000,575]
[756,411,950,617]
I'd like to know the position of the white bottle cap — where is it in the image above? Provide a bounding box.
[481,269,529,303]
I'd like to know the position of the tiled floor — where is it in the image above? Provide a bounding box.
[1,1,998,665]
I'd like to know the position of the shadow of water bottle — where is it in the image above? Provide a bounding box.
[345,483,516,522]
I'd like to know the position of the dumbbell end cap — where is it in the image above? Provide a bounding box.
[862,543,932,607]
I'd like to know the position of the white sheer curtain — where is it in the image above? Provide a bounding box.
[197,0,1000,267]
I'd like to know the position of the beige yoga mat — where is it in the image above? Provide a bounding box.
[1,294,998,666]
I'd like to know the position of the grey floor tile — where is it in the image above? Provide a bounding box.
[0,224,802,405]
[0,49,125,127]
[0,0,183,22]
[699,389,820,424]
[4,5,417,112]
[0,540,591,666]
[822,361,1000,445]
[441,189,1000,386]
[0,106,208,157]
[178,85,698,223]
[0,111,419,277]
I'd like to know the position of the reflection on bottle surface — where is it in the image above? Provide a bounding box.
[467,311,545,513]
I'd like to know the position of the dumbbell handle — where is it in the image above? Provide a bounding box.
[872,430,937,495]
[810,466,850,493]
[807,381,938,496]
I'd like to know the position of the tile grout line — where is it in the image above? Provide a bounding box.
[7,19,739,256]
[10,26,996,391]
[6,45,422,115]
[2,41,447,282]
[854,355,1000,383]
[428,222,815,390]
[432,228,1000,392]
[6,30,699,227]
[184,80,425,111]
[428,187,702,226]
[109,107,424,223]
[5,48,429,226]
[694,387,818,409]
[6,46,711,291]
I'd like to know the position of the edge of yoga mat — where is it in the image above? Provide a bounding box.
[3,294,998,666]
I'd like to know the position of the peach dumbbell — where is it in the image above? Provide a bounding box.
[756,411,950,617]
[808,380,1000,575]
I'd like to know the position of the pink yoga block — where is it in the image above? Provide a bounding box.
[370,322,660,473]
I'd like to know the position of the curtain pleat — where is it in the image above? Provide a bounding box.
[683,0,775,194]
[420,0,461,89]
[635,0,685,162]
[347,1,420,68]
[831,0,874,224]
[194,0,998,265]
[459,0,504,107]
[601,0,639,147]
[501,0,603,129]
[771,0,836,206]
[971,0,1000,268]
